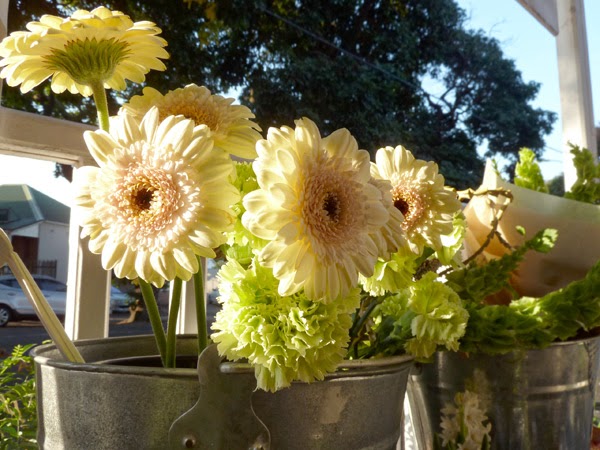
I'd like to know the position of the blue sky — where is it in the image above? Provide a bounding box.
[0,0,598,205]
[456,0,600,179]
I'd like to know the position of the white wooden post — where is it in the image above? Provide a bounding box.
[555,0,597,190]
[173,260,208,335]
[517,0,597,190]
[173,281,198,334]
[0,0,110,340]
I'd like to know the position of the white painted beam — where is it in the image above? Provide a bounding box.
[517,0,559,35]
[0,107,94,165]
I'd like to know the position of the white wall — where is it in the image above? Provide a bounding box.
[38,221,69,283]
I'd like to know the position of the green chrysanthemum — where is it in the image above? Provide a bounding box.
[120,84,262,159]
[404,272,469,358]
[221,161,267,266]
[360,247,419,296]
[436,212,467,266]
[211,259,358,392]
[0,6,168,96]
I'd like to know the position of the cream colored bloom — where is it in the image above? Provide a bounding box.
[439,389,492,450]
[73,107,239,287]
[120,84,262,159]
[0,6,168,96]
[371,145,462,254]
[242,118,394,302]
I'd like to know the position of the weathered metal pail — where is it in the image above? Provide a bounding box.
[407,335,600,450]
[32,335,413,450]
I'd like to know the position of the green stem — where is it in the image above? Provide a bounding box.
[90,80,110,132]
[193,257,208,354]
[349,296,383,358]
[165,278,183,368]
[139,280,167,366]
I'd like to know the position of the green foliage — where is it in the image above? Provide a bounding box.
[0,344,37,449]
[459,259,600,354]
[564,145,600,204]
[4,0,556,189]
[445,228,558,303]
[514,148,548,193]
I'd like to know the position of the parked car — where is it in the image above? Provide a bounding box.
[0,274,133,325]
[110,286,133,314]
[0,276,66,326]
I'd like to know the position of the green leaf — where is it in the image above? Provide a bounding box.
[458,260,600,354]
[514,148,548,193]
[446,228,557,303]
[564,145,600,204]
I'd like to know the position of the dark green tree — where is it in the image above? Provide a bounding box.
[3,0,556,188]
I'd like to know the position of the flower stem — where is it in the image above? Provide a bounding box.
[193,257,208,354]
[90,80,110,132]
[165,278,183,368]
[138,280,167,366]
[349,295,383,358]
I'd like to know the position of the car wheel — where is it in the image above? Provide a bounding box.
[0,304,12,327]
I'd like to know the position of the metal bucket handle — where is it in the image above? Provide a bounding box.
[168,344,270,450]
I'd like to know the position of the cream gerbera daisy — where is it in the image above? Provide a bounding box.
[0,6,168,96]
[120,84,262,159]
[73,107,239,287]
[371,145,462,254]
[242,117,395,302]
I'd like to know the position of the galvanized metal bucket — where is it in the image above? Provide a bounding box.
[32,335,413,450]
[407,334,600,450]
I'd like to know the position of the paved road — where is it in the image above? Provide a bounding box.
[0,303,220,356]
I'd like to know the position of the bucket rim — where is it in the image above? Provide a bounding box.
[31,334,414,378]
[434,332,600,360]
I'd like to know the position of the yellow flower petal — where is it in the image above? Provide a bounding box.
[120,84,261,159]
[0,7,168,95]
[243,118,398,302]
[73,108,239,286]
[372,145,462,254]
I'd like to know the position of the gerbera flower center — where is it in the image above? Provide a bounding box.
[160,102,221,132]
[101,156,198,252]
[323,193,341,222]
[391,183,427,231]
[394,198,410,217]
[44,37,130,85]
[130,186,155,213]
[302,169,358,248]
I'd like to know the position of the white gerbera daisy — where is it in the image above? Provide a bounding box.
[73,107,239,287]
[120,84,262,159]
[371,145,462,254]
[242,117,394,302]
[0,6,168,95]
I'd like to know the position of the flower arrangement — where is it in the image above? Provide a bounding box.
[1,6,599,397]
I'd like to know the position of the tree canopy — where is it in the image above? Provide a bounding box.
[4,0,556,188]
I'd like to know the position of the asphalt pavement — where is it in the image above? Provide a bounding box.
[0,302,220,357]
